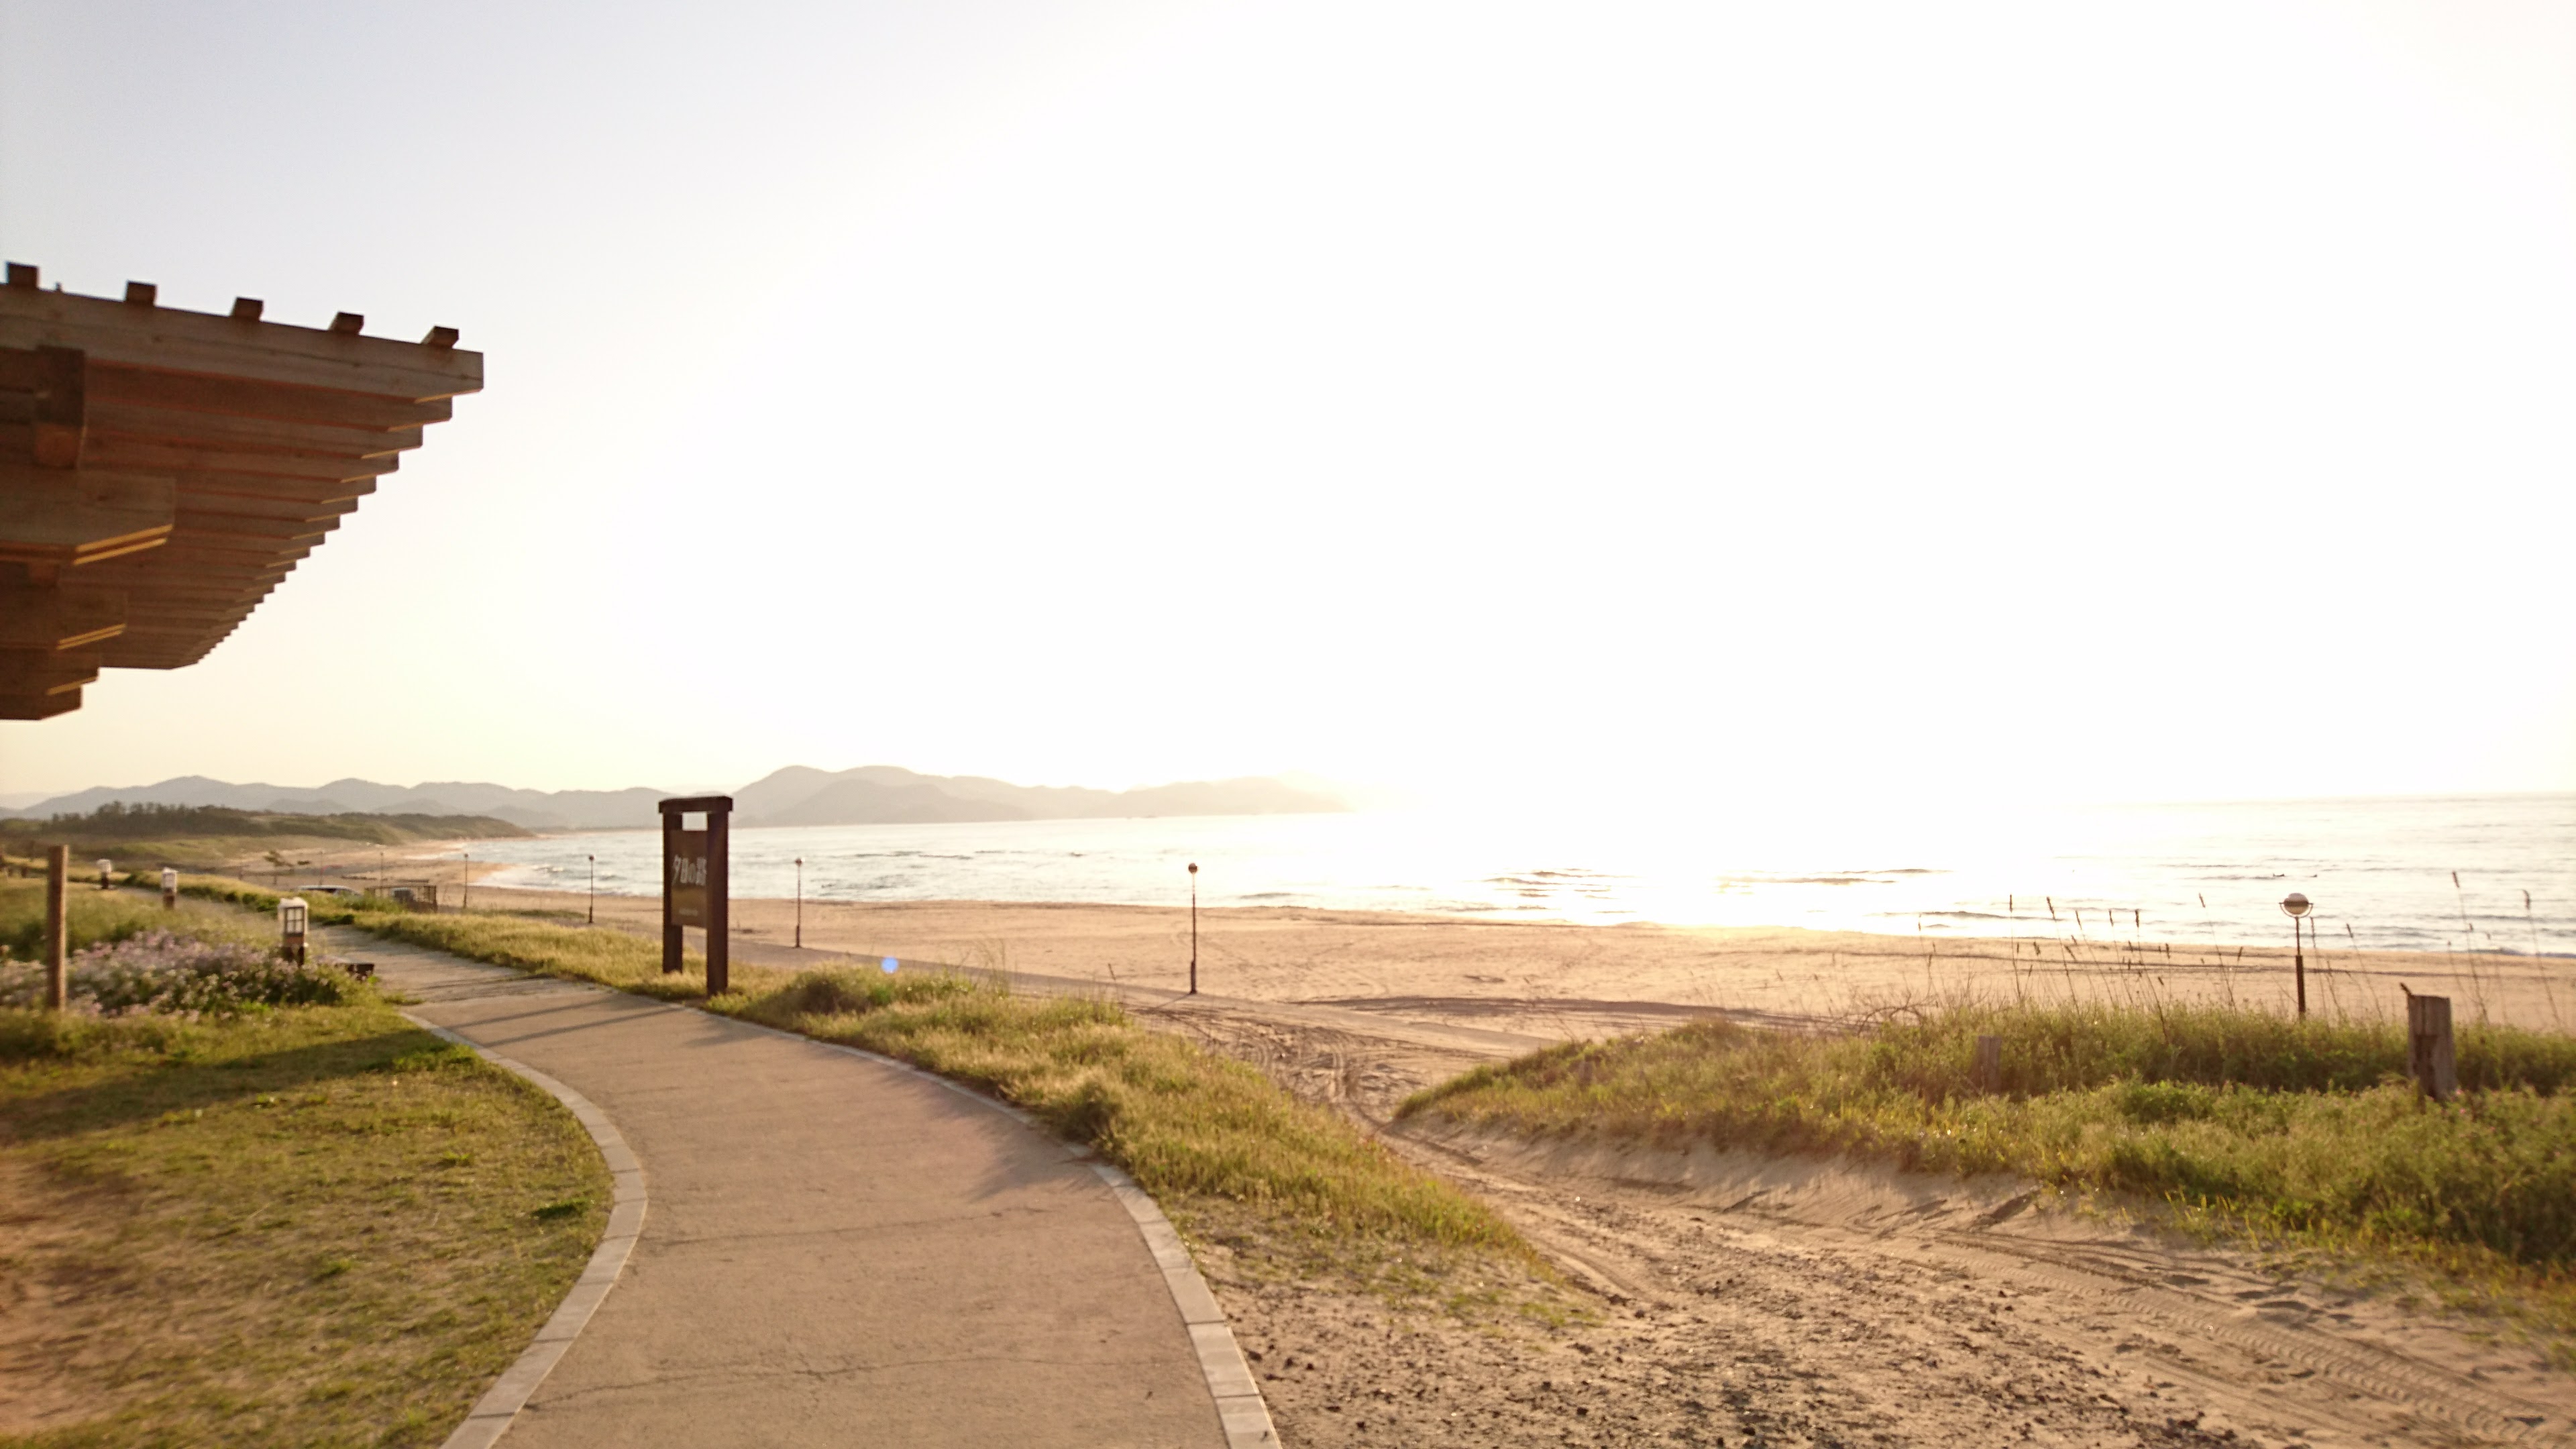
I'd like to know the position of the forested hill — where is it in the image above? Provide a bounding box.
[0,802,529,851]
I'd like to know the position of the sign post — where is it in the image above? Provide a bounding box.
[659,794,732,995]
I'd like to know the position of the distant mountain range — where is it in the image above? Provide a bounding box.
[2,766,1347,833]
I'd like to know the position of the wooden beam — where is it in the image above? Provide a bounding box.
[0,688,80,721]
[172,511,341,544]
[85,364,452,431]
[0,287,482,400]
[109,616,253,637]
[81,535,308,566]
[0,464,174,566]
[91,569,286,597]
[96,553,295,578]
[88,400,423,459]
[166,490,362,525]
[108,612,262,636]
[0,649,100,696]
[0,345,86,466]
[105,627,240,660]
[0,584,126,650]
[166,471,378,507]
[129,566,308,593]
[128,530,311,557]
[113,566,289,592]
[91,561,288,588]
[76,434,402,482]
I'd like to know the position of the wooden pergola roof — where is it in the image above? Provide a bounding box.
[0,264,482,718]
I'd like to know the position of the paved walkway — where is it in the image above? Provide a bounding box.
[332,929,1239,1448]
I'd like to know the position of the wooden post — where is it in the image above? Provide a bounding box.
[44,845,68,1011]
[660,810,682,975]
[706,806,729,997]
[2408,994,2457,1102]
[1972,1034,2002,1094]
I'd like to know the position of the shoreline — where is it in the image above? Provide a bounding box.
[451,878,2574,1038]
[209,836,2576,1036]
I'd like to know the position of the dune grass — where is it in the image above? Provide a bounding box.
[341,909,1533,1293]
[0,998,608,1447]
[1403,1002,2576,1332]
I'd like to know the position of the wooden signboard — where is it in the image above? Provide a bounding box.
[669,830,709,925]
[659,795,731,994]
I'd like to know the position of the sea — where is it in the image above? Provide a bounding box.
[464,792,2575,956]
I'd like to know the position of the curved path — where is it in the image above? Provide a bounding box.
[332,929,1267,1448]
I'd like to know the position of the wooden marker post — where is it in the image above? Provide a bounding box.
[44,845,68,1011]
[659,795,732,995]
[2408,994,2457,1102]
[1972,1034,2003,1094]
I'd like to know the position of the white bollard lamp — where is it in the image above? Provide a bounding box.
[161,866,179,910]
[279,896,309,966]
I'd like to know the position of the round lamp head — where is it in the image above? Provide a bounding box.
[1188,862,1199,875]
[2281,892,2311,918]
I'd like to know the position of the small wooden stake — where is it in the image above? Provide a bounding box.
[2408,994,2456,1102]
[1973,1034,2002,1094]
[44,845,68,1011]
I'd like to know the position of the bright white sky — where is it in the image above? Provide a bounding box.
[3,0,2571,812]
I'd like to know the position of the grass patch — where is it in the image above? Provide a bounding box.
[345,912,1538,1301]
[741,969,1521,1265]
[352,910,725,1000]
[0,881,261,962]
[0,996,608,1447]
[1402,1002,2576,1342]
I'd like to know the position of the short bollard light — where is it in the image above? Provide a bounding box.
[97,858,113,891]
[279,896,309,966]
[161,867,179,910]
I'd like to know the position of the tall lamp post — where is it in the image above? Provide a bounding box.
[587,853,596,924]
[462,852,470,913]
[1187,861,1199,996]
[2280,892,2312,1018]
[794,857,804,949]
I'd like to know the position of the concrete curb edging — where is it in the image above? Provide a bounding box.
[1086,1159,1279,1448]
[706,1008,1281,1449]
[406,1014,649,1449]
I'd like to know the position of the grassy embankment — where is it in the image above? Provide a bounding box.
[0,882,609,1448]
[321,898,1536,1301]
[1403,1002,2576,1339]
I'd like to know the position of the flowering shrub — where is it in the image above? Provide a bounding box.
[0,930,358,1015]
